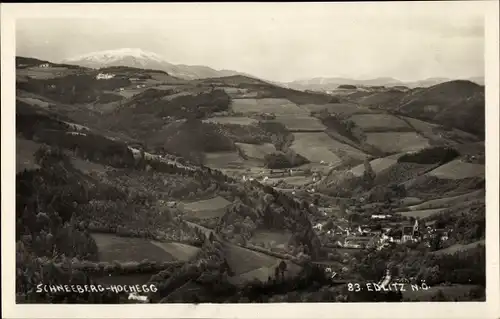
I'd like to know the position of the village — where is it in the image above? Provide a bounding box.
[310,196,451,252]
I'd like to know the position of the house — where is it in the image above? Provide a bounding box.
[343,236,373,249]
[435,228,449,241]
[313,223,323,231]
[371,214,390,219]
[39,63,50,68]
[96,73,116,80]
[401,226,414,243]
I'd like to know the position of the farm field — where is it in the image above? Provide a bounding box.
[232,259,302,286]
[432,240,485,256]
[402,284,483,301]
[91,233,176,263]
[182,196,232,219]
[93,273,153,286]
[17,67,78,79]
[273,115,327,131]
[16,137,43,173]
[349,156,398,177]
[406,189,485,210]
[427,160,485,180]
[203,116,257,126]
[290,132,367,164]
[401,116,440,134]
[17,97,51,108]
[250,231,292,249]
[231,98,308,115]
[235,142,276,160]
[349,113,410,131]
[223,243,280,276]
[150,242,201,261]
[300,103,375,116]
[278,175,314,186]
[365,132,430,153]
[398,208,445,219]
[204,151,245,169]
[399,197,424,207]
[71,157,110,175]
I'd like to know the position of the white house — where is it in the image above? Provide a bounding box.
[313,223,323,231]
[39,63,50,68]
[371,214,389,219]
[96,73,116,80]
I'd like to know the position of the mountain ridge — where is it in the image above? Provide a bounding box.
[61,48,256,81]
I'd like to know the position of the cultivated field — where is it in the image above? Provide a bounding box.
[300,103,375,116]
[91,233,176,263]
[204,151,245,169]
[278,176,314,186]
[250,231,292,249]
[401,116,440,134]
[427,160,485,180]
[399,197,424,206]
[17,67,78,79]
[406,189,485,210]
[203,116,258,126]
[349,114,409,131]
[94,274,153,286]
[402,284,483,301]
[290,132,367,164]
[235,142,276,160]
[349,156,398,177]
[71,157,110,175]
[273,115,327,131]
[432,240,485,256]
[17,97,51,108]
[182,196,232,219]
[365,132,430,153]
[16,137,43,173]
[223,243,280,275]
[150,242,201,261]
[231,98,308,115]
[232,260,302,285]
[398,208,445,219]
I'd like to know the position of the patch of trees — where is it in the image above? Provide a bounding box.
[257,122,294,151]
[16,101,73,140]
[159,120,236,165]
[398,146,460,165]
[241,84,332,105]
[338,84,357,89]
[320,115,363,144]
[125,88,231,119]
[17,73,131,104]
[264,150,310,169]
[217,123,272,145]
[428,202,485,244]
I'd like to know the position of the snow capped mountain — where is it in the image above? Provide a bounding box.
[65,48,167,65]
[62,48,251,80]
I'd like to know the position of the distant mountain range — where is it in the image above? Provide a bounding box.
[280,76,485,91]
[61,48,484,89]
[61,48,254,80]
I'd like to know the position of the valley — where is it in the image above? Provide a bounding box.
[15,55,486,303]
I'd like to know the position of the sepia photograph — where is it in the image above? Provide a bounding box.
[1,1,499,318]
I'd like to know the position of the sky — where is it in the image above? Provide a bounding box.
[15,2,485,83]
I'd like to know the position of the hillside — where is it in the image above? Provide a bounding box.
[15,55,485,303]
[337,80,485,137]
[282,76,485,91]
